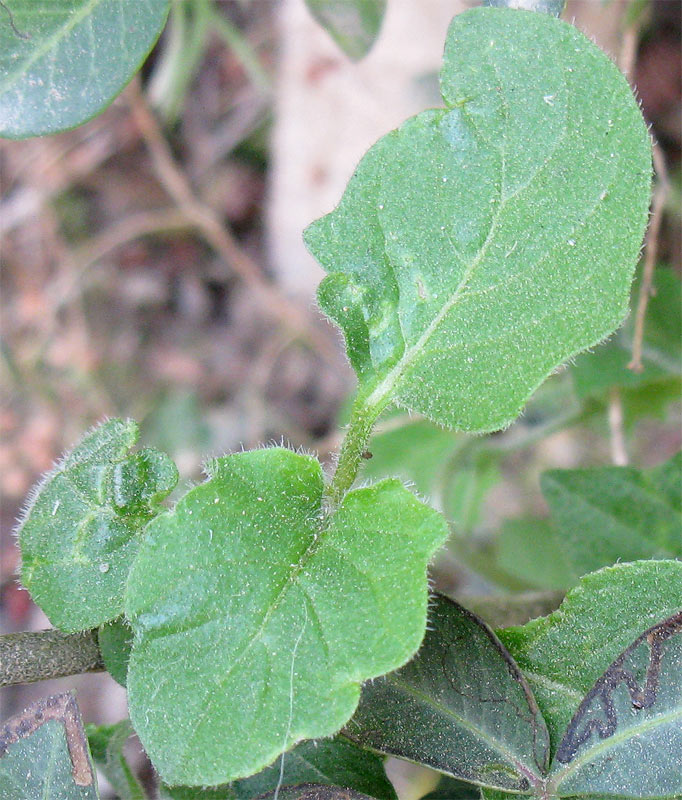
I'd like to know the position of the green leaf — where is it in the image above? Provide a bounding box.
[496,518,573,591]
[18,418,178,632]
[498,560,682,753]
[540,451,682,576]
[0,693,100,799]
[304,0,386,60]
[572,267,682,398]
[483,0,566,16]
[347,594,550,792]
[258,786,381,800]
[160,737,397,800]
[546,611,682,797]
[304,7,651,433]
[86,720,145,800]
[125,448,448,786]
[98,617,133,686]
[421,776,482,800]
[0,0,170,138]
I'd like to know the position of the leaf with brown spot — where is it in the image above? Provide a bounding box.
[0,692,100,799]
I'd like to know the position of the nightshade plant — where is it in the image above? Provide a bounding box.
[1,3,680,800]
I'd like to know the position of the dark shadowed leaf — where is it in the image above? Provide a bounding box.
[0,693,99,799]
[347,594,549,792]
[304,0,386,60]
[258,785,379,800]
[0,0,170,138]
[18,418,177,632]
[98,617,133,686]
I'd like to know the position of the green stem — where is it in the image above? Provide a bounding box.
[324,393,388,512]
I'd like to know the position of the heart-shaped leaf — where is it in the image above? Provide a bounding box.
[0,693,99,799]
[125,448,448,786]
[18,418,178,632]
[304,6,651,432]
[347,593,550,792]
[0,0,170,138]
[547,610,682,797]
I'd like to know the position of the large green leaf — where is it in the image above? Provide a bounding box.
[496,452,682,589]
[498,560,682,752]
[304,0,386,60]
[18,418,177,632]
[572,267,682,398]
[159,737,397,800]
[547,611,682,797]
[0,693,100,799]
[347,594,550,793]
[304,7,651,433]
[125,448,448,786]
[0,0,170,138]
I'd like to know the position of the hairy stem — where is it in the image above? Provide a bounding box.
[0,630,104,687]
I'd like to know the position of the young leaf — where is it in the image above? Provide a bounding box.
[159,737,397,800]
[18,418,178,632]
[98,617,133,687]
[547,611,682,797]
[86,720,145,800]
[0,0,170,138]
[304,0,386,60]
[498,560,682,752]
[125,448,448,786]
[304,7,651,433]
[346,594,550,793]
[0,693,100,799]
[540,451,682,575]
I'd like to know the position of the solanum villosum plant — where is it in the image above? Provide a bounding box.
[2,3,681,800]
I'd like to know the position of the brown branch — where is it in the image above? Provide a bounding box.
[628,144,669,372]
[126,79,336,363]
[0,630,104,687]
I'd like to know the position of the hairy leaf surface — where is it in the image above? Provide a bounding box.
[304,0,386,60]
[98,617,133,686]
[18,418,178,632]
[498,561,682,752]
[548,611,682,797]
[0,0,169,138]
[347,594,550,792]
[126,448,448,786]
[0,693,99,799]
[160,737,397,800]
[304,7,651,432]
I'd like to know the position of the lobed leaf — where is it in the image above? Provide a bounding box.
[498,560,682,752]
[18,418,178,632]
[125,448,448,786]
[304,7,651,433]
[347,593,550,792]
[0,0,170,138]
[0,693,99,799]
[304,0,386,60]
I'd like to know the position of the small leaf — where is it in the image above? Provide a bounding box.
[304,7,651,433]
[18,418,178,632]
[160,737,397,800]
[304,0,386,60]
[347,593,550,792]
[0,0,170,138]
[540,451,682,575]
[496,518,572,591]
[547,611,682,797]
[125,448,448,786]
[86,720,145,800]
[498,560,682,752]
[98,617,133,687]
[0,693,99,799]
